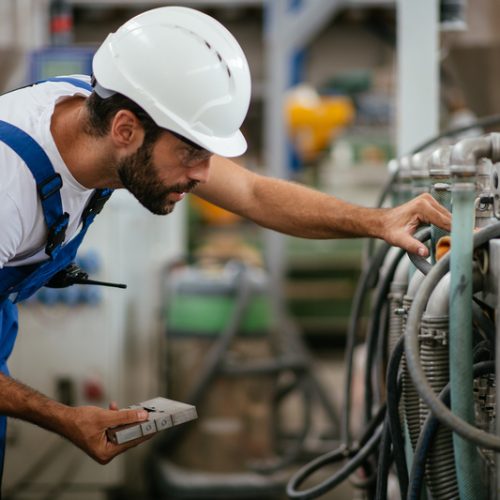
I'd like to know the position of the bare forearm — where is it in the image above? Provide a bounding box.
[196,158,385,239]
[0,372,150,464]
[246,177,385,239]
[0,372,72,436]
[197,156,451,256]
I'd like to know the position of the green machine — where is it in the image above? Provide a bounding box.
[166,263,271,337]
[147,262,339,499]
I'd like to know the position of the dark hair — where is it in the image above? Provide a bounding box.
[84,91,163,147]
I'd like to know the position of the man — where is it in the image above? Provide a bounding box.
[0,5,450,478]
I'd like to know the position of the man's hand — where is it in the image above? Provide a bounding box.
[60,404,150,464]
[0,374,153,464]
[197,158,452,248]
[379,193,451,257]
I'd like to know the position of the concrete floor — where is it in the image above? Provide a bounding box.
[3,349,366,500]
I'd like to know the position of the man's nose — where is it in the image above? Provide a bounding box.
[188,158,211,184]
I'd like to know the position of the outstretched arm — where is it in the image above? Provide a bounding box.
[194,156,451,256]
[0,373,149,464]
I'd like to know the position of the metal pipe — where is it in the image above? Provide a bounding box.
[475,159,496,228]
[449,170,486,499]
[388,254,411,356]
[410,150,432,196]
[430,183,451,263]
[428,149,452,263]
[395,155,413,205]
[425,273,450,316]
[420,273,459,499]
[428,144,452,172]
[404,222,500,452]
[450,133,500,167]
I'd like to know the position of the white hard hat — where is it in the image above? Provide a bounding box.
[92,6,251,157]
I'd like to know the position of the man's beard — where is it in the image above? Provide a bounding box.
[117,142,198,215]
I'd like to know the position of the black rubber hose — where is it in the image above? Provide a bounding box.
[374,297,390,410]
[407,228,432,275]
[408,235,495,345]
[373,170,398,212]
[385,336,408,498]
[365,227,431,419]
[286,405,386,500]
[407,360,495,500]
[342,242,391,445]
[409,113,500,155]
[472,339,493,363]
[405,221,500,451]
[375,413,394,500]
[364,247,405,424]
[471,298,496,344]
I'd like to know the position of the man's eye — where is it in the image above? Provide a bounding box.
[177,148,192,162]
[189,151,212,165]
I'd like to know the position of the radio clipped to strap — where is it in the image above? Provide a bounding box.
[45,189,117,286]
[46,263,127,289]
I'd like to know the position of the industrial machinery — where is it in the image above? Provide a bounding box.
[147,261,341,500]
[287,120,500,499]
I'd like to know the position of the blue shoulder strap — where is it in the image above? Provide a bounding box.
[0,77,103,258]
[0,120,68,257]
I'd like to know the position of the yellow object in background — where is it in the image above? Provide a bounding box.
[286,84,355,162]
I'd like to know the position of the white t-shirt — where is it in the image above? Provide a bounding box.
[0,75,95,269]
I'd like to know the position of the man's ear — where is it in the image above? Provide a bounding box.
[110,110,144,150]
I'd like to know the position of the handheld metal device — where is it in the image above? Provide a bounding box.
[106,397,197,445]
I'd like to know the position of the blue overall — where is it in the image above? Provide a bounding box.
[0,77,112,481]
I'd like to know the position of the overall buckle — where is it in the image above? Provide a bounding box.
[82,189,113,221]
[45,212,70,256]
[38,173,63,201]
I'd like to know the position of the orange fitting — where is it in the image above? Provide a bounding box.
[435,236,451,261]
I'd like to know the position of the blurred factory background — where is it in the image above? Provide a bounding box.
[1,1,500,499]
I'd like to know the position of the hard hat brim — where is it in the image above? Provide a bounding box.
[188,129,247,158]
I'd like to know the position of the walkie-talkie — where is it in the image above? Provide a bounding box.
[46,263,127,289]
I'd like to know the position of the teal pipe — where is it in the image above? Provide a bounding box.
[430,182,451,264]
[449,181,486,500]
[429,146,452,264]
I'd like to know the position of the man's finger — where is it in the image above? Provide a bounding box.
[396,232,429,257]
[423,209,451,231]
[416,244,429,257]
[105,408,149,427]
[110,433,155,453]
[410,193,451,231]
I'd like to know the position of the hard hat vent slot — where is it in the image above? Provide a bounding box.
[178,26,233,84]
